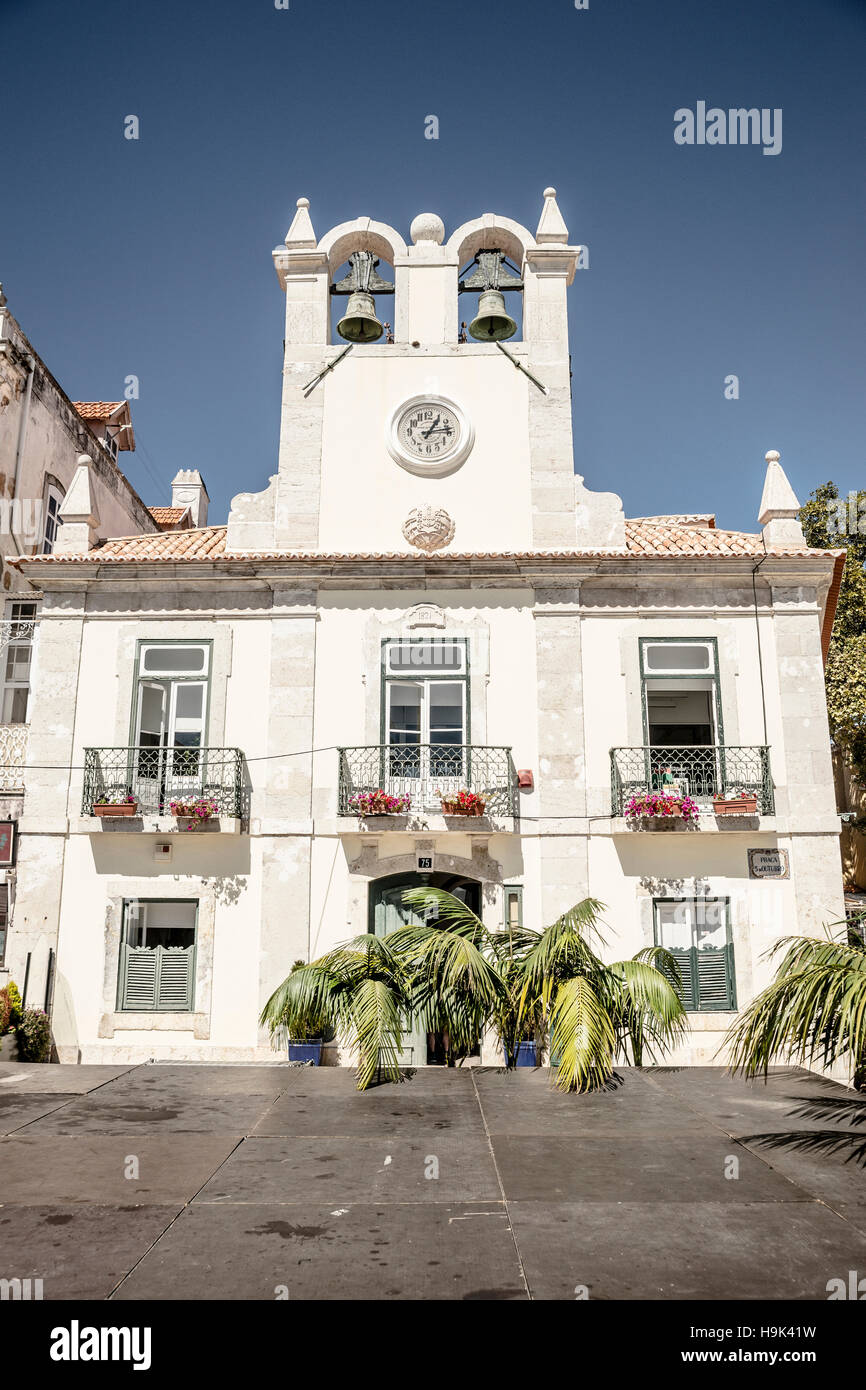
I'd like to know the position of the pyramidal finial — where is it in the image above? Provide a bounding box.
[535,186,569,244]
[285,196,317,249]
[759,449,806,548]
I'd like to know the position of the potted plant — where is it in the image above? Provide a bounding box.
[439,789,486,816]
[624,791,700,827]
[169,797,220,830]
[276,960,330,1064]
[347,790,411,816]
[712,791,759,816]
[0,982,22,1061]
[15,1007,52,1063]
[93,792,138,818]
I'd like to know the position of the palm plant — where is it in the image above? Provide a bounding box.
[517,900,688,1091]
[725,925,866,1090]
[260,934,412,1090]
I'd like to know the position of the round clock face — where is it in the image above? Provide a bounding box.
[387,395,474,477]
[397,403,461,462]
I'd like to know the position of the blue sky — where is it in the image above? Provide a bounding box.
[2,0,864,531]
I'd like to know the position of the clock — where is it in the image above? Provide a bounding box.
[386,395,474,477]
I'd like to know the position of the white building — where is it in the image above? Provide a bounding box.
[3,192,846,1066]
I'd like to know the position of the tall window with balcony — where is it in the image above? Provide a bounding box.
[383,638,468,802]
[1,600,38,723]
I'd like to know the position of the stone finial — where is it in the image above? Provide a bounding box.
[758,448,806,549]
[410,212,445,245]
[53,455,100,555]
[171,468,209,528]
[535,186,569,244]
[285,196,317,249]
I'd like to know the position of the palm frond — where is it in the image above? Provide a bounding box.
[351,977,407,1090]
[549,975,616,1092]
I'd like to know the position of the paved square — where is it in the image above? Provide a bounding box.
[0,1061,863,1299]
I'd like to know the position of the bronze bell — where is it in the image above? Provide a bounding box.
[468,288,517,341]
[336,290,383,343]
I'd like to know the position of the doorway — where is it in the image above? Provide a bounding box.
[369,872,482,1065]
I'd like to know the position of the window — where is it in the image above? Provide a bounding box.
[132,642,212,803]
[640,639,720,749]
[654,898,737,1012]
[41,482,64,554]
[1,601,38,724]
[382,638,468,786]
[503,885,524,931]
[0,884,8,967]
[117,899,197,1011]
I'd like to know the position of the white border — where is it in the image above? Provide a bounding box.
[385,395,475,477]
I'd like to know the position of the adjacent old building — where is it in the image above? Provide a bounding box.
[3,192,846,1066]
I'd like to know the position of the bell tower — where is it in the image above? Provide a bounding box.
[225,190,624,554]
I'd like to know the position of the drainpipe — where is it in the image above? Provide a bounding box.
[752,546,770,749]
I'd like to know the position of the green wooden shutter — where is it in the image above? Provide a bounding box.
[156,947,196,1010]
[120,946,159,1010]
[667,947,698,1010]
[120,944,195,1012]
[694,944,735,1010]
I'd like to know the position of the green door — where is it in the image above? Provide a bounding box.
[373,883,429,1066]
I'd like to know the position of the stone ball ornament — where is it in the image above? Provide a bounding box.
[410,212,445,245]
[402,506,456,553]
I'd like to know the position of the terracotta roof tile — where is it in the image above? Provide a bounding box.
[9,520,842,565]
[148,506,191,530]
[71,402,125,420]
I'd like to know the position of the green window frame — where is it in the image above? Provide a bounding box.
[129,639,214,749]
[639,637,723,747]
[653,897,737,1012]
[117,898,198,1013]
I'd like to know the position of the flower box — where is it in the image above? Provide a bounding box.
[440,790,486,816]
[624,792,699,825]
[170,798,220,830]
[93,801,138,818]
[713,795,759,816]
[348,791,412,817]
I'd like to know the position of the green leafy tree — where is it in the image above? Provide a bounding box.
[725,926,866,1091]
[800,482,866,773]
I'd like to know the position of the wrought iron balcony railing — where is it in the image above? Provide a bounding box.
[610,744,774,817]
[338,744,518,817]
[82,746,245,818]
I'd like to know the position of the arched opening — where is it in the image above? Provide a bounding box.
[369,871,482,1066]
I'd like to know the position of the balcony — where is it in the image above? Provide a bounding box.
[0,724,28,793]
[82,746,245,819]
[610,745,774,817]
[338,744,518,819]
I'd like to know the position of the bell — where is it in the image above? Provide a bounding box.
[468,288,517,341]
[336,290,383,343]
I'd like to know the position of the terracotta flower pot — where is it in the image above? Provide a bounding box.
[93,803,138,817]
[713,796,758,816]
[441,800,485,816]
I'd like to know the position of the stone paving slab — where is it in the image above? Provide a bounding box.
[194,1135,501,1205]
[110,1064,299,1096]
[0,1094,79,1135]
[492,1133,810,1203]
[473,1069,705,1136]
[252,1087,486,1138]
[0,1064,136,1094]
[111,1202,525,1301]
[19,1091,281,1135]
[0,1205,178,1300]
[0,1135,241,1205]
[644,1066,852,1131]
[506,1200,866,1300]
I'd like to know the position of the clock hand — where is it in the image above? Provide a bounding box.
[421,414,441,439]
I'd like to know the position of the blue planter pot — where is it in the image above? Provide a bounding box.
[505,1041,538,1068]
[287,1039,322,1065]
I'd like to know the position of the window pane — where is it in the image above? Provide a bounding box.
[2,687,28,723]
[124,899,196,949]
[142,646,207,674]
[388,683,421,737]
[655,901,692,950]
[429,683,463,733]
[644,643,712,673]
[174,684,204,719]
[387,641,463,673]
[694,898,728,950]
